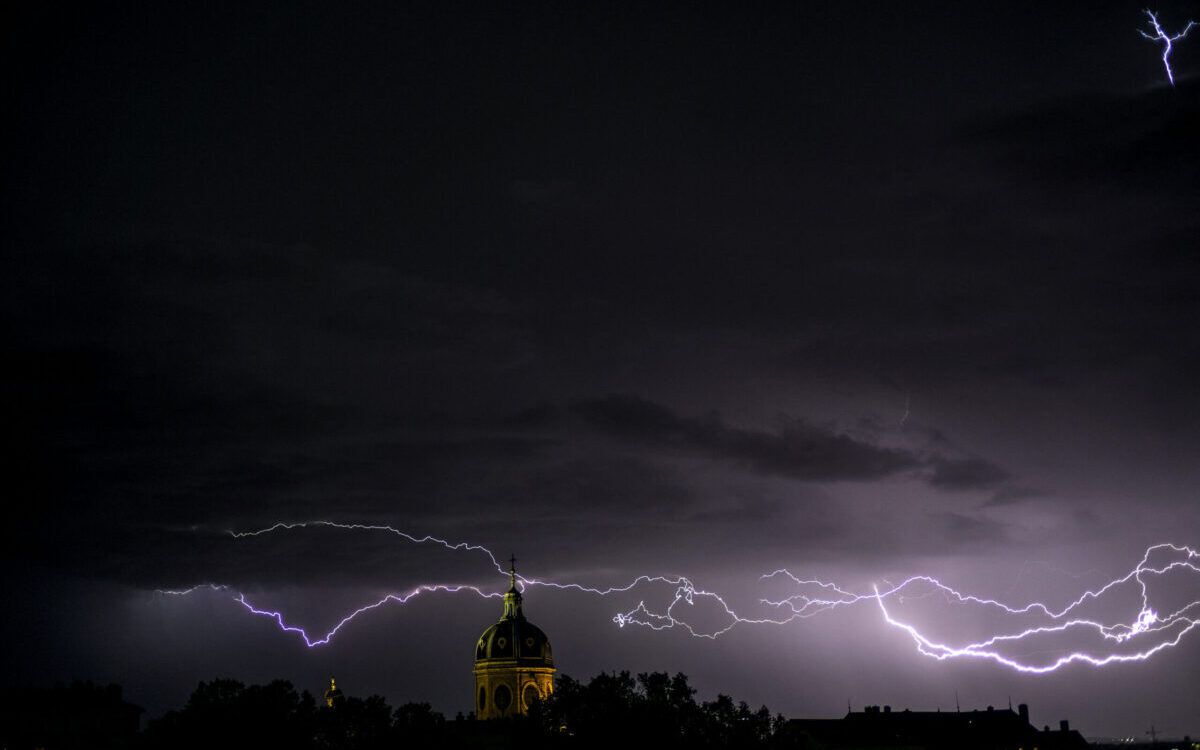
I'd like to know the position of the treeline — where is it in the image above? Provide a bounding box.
[528,671,788,747]
[2,672,818,749]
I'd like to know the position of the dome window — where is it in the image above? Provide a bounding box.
[494,685,512,712]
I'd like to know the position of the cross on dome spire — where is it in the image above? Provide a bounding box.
[501,553,524,619]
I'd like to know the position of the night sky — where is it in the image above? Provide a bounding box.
[3,0,1199,740]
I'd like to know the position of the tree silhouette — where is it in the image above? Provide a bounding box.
[0,681,142,750]
[527,671,789,749]
[14,672,790,749]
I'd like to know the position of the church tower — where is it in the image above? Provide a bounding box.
[473,556,555,719]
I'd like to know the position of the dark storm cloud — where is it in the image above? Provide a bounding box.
[572,394,1017,493]
[4,0,1199,735]
[1,233,560,583]
[504,455,693,518]
[767,82,1200,413]
[573,394,918,481]
[953,83,1200,398]
[961,81,1200,190]
[12,33,1189,599]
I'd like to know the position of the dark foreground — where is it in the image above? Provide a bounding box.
[5,675,1190,749]
[1,672,786,749]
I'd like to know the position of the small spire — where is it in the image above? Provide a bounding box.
[500,554,525,619]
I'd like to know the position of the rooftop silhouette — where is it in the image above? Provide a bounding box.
[787,702,1089,749]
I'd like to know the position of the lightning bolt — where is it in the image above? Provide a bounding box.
[232,585,504,648]
[161,523,1200,674]
[1140,9,1197,86]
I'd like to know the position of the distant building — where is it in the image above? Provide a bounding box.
[473,556,556,719]
[786,702,1089,750]
[323,676,344,708]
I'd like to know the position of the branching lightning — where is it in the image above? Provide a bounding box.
[1140,9,1197,86]
[232,585,503,648]
[160,523,1200,674]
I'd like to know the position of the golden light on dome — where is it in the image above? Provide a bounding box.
[472,556,556,720]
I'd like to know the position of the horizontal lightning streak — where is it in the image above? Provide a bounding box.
[233,585,503,647]
[161,523,1200,674]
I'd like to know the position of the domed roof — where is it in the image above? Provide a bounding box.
[476,617,553,663]
[475,558,554,667]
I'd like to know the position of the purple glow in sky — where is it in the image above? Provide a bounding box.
[7,2,1200,739]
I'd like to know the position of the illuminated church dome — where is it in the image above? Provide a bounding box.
[473,557,555,719]
[323,677,344,708]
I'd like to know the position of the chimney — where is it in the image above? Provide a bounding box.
[1060,720,1070,732]
[1018,704,1029,724]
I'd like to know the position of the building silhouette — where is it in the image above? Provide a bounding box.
[473,556,556,719]
[787,702,1089,749]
